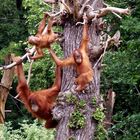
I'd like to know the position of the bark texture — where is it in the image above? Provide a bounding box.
[52,1,104,139]
[0,55,14,123]
[104,89,116,129]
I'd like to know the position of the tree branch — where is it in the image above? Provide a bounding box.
[0,25,49,70]
[93,30,120,68]
[87,6,130,20]
[0,47,36,70]
[78,0,90,19]
[44,0,71,17]
[43,0,57,4]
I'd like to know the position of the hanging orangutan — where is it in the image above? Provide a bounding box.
[48,14,93,91]
[28,13,58,60]
[12,56,61,128]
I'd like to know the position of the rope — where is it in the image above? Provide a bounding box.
[0,47,36,71]
[9,94,25,117]
[9,93,23,104]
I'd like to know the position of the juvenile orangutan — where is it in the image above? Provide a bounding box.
[48,14,93,91]
[28,13,58,60]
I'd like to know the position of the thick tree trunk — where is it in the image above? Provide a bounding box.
[0,55,14,123]
[53,1,103,139]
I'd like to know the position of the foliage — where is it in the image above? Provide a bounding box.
[68,110,86,129]
[95,123,108,140]
[0,0,27,54]
[108,114,140,140]
[1,120,55,140]
[66,94,86,108]
[78,100,86,108]
[101,0,140,139]
[66,94,77,104]
[66,94,86,129]
[92,108,105,122]
[0,124,5,140]
[0,42,24,64]
[101,0,140,113]
[22,0,52,34]
[92,97,97,105]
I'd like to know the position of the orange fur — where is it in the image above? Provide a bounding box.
[28,14,58,60]
[48,21,93,91]
[14,57,61,128]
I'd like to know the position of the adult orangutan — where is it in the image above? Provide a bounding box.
[12,56,61,128]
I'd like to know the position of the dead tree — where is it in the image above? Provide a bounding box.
[0,55,14,123]
[43,0,129,139]
[104,89,116,130]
